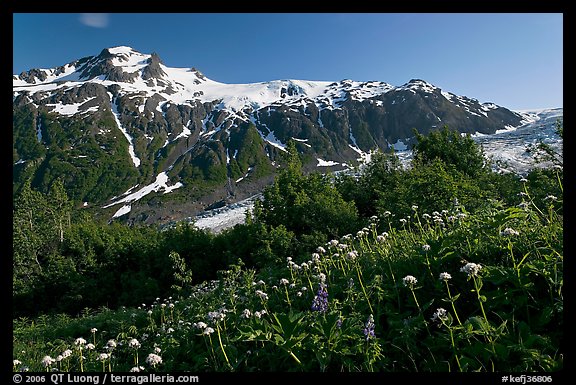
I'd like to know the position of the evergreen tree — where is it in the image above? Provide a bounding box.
[412,126,487,177]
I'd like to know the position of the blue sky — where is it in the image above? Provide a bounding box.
[13,13,563,111]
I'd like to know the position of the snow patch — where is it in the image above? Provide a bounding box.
[317,159,339,167]
[108,92,141,167]
[103,172,183,209]
[46,97,98,116]
[112,204,132,218]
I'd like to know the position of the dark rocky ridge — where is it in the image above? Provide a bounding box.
[13,47,530,225]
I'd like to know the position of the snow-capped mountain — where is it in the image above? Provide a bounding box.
[13,46,551,224]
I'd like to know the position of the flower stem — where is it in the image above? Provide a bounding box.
[284,286,291,307]
[356,264,374,314]
[445,282,462,326]
[216,324,232,370]
[446,323,462,372]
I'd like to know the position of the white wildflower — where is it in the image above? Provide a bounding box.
[439,272,452,282]
[431,308,449,322]
[146,353,162,367]
[347,251,358,260]
[128,338,141,349]
[255,290,268,300]
[500,227,520,236]
[402,275,418,287]
[41,356,56,367]
[460,262,482,277]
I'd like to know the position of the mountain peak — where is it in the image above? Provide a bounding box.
[107,46,138,55]
[13,46,533,224]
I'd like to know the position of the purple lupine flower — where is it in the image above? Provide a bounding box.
[311,283,328,313]
[363,314,375,341]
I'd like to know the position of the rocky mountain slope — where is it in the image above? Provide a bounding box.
[13,46,536,224]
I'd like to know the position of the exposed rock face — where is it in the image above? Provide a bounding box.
[13,46,532,224]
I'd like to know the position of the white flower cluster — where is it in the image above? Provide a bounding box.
[207,311,226,322]
[41,355,56,367]
[128,338,141,349]
[146,353,162,367]
[402,275,418,287]
[255,290,268,301]
[254,309,268,318]
[431,308,448,322]
[347,251,358,260]
[106,340,117,350]
[500,227,520,236]
[460,262,482,277]
[439,272,452,282]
